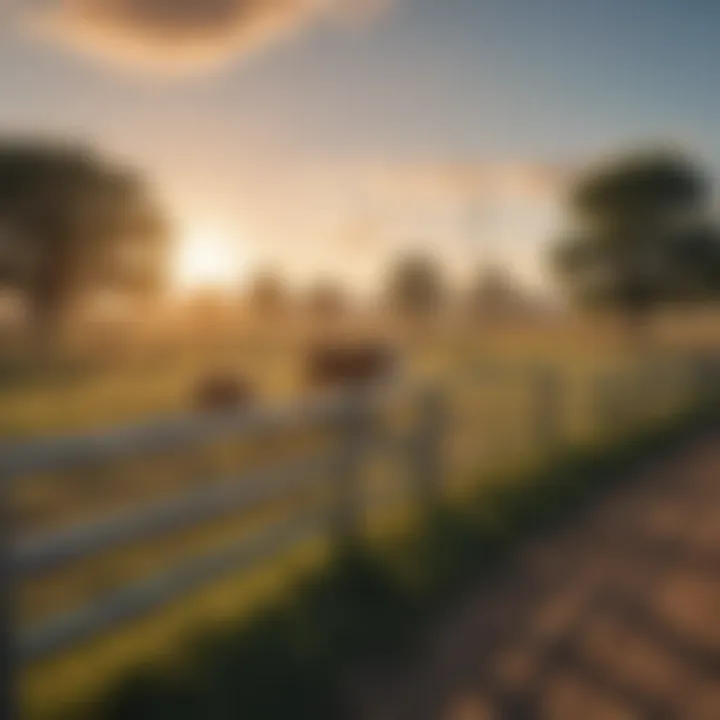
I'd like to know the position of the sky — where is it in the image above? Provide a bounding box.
[1,0,720,291]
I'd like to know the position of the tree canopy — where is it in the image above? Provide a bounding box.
[467,265,522,320]
[552,150,720,324]
[306,281,346,322]
[385,253,445,322]
[245,269,288,320]
[0,140,169,336]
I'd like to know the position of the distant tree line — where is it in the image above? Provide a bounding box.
[2,139,720,347]
[236,257,537,329]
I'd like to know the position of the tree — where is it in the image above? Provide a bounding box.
[467,265,521,321]
[552,149,720,337]
[306,280,346,323]
[385,253,445,322]
[0,140,169,340]
[245,269,288,321]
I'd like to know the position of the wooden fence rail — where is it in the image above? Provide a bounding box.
[1,354,717,718]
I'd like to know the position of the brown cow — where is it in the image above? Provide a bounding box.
[305,342,400,392]
[193,373,256,414]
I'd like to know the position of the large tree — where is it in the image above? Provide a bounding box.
[552,150,720,336]
[0,140,169,339]
[385,253,445,323]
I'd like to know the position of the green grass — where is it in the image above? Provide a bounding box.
[8,324,715,718]
[0,321,655,438]
[52,406,717,720]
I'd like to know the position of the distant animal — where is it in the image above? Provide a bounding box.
[306,342,400,391]
[193,373,256,413]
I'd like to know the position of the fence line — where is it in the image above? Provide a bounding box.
[21,509,328,664]
[1,353,718,718]
[14,450,336,577]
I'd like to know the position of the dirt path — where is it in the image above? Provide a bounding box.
[350,434,720,720]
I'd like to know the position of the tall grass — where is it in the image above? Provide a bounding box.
[63,407,718,720]
[7,320,717,717]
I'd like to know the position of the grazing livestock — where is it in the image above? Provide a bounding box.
[193,373,256,413]
[305,343,400,392]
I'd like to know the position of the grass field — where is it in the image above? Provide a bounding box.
[0,319,636,437]
[4,316,718,718]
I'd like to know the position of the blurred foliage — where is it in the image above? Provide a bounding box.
[305,281,346,323]
[553,149,720,329]
[0,139,169,340]
[74,407,715,720]
[384,253,446,322]
[245,269,289,322]
[466,264,528,321]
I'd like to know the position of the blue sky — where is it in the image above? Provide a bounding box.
[1,0,719,287]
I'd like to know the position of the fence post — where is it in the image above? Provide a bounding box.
[691,351,720,406]
[593,370,620,440]
[332,397,369,546]
[0,466,15,720]
[533,365,563,451]
[627,360,645,430]
[413,385,447,511]
[644,357,665,425]
[618,366,638,433]
[706,352,720,401]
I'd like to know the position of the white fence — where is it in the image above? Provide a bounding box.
[1,354,718,718]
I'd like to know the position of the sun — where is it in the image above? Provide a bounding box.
[173,224,247,291]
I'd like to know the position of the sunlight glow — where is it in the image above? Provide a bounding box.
[173,224,247,291]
